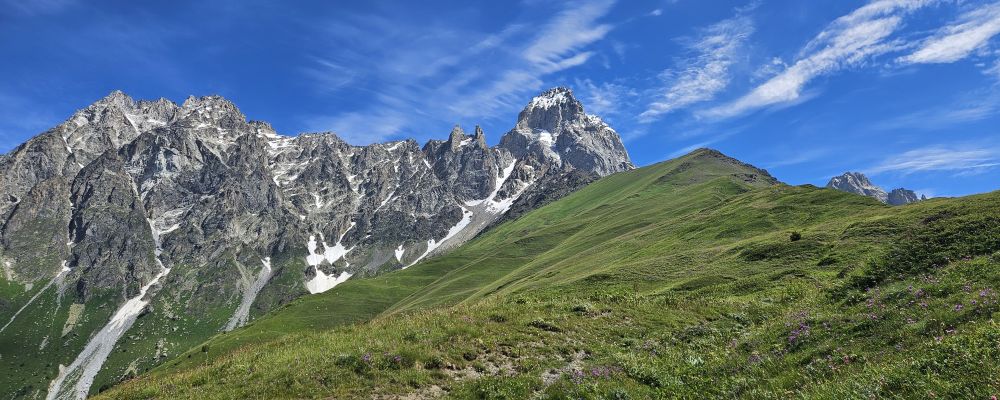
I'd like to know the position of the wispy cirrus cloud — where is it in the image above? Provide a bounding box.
[874,87,1000,130]
[899,2,1000,64]
[304,111,409,145]
[639,10,754,122]
[449,0,615,119]
[868,145,1000,175]
[303,0,617,144]
[0,91,61,153]
[0,0,76,17]
[574,78,636,121]
[704,0,936,119]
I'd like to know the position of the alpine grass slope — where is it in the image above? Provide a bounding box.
[100,148,1000,399]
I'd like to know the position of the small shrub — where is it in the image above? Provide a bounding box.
[571,303,592,314]
[607,388,632,400]
[528,319,562,332]
[790,231,802,242]
[488,314,507,323]
[201,345,210,353]
[452,376,539,399]
[384,352,413,370]
[424,355,445,370]
[817,256,837,266]
[334,354,367,374]
[472,362,487,373]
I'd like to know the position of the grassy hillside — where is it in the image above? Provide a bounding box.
[99,149,1000,399]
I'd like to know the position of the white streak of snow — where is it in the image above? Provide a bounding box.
[223,257,274,331]
[405,206,473,268]
[45,266,169,400]
[45,215,173,400]
[0,262,70,334]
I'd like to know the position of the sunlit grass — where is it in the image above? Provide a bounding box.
[98,150,1000,398]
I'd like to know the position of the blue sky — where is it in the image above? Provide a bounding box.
[1,0,999,197]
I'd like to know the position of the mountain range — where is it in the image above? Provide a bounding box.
[3,86,996,400]
[0,87,631,399]
[826,172,925,206]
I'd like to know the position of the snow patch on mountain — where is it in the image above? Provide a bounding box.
[405,206,474,268]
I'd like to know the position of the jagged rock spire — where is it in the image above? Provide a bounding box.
[473,125,487,148]
[447,124,466,151]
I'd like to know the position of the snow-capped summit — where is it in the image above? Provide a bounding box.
[517,87,586,134]
[500,87,633,176]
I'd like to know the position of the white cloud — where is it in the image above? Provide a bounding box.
[304,111,410,144]
[648,9,663,17]
[0,92,61,153]
[0,0,76,16]
[300,58,359,94]
[303,0,616,144]
[868,145,1000,175]
[900,2,1000,64]
[574,79,636,119]
[640,13,754,121]
[765,148,830,169]
[449,0,615,118]
[705,0,935,119]
[523,0,613,66]
[874,87,1000,130]
[988,58,1000,79]
[667,141,715,159]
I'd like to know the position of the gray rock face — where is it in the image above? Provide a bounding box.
[826,172,888,203]
[826,172,921,206]
[0,87,632,398]
[499,87,633,176]
[887,188,920,206]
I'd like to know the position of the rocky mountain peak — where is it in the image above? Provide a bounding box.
[516,86,585,133]
[447,125,468,151]
[500,87,632,176]
[176,95,248,141]
[179,95,243,119]
[887,188,920,206]
[93,89,136,110]
[827,172,888,203]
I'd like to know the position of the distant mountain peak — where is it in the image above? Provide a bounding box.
[95,89,134,108]
[827,172,888,203]
[888,188,920,206]
[826,172,922,205]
